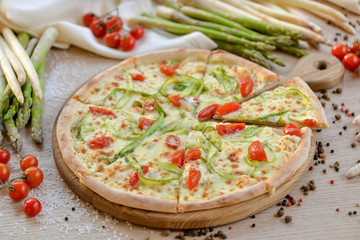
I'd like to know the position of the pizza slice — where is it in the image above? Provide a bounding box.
[212,77,328,129]
[177,122,312,212]
[196,50,280,114]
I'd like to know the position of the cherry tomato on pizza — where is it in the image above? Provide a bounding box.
[184,148,201,165]
[8,181,29,201]
[215,102,241,116]
[187,164,201,190]
[23,167,44,188]
[130,73,145,81]
[20,155,39,171]
[165,135,181,149]
[0,147,10,164]
[24,198,42,217]
[87,136,114,150]
[159,65,178,77]
[0,163,10,183]
[168,149,185,168]
[283,123,301,137]
[198,104,219,121]
[89,106,115,116]
[129,166,149,187]
[303,119,318,128]
[248,140,268,162]
[139,117,155,130]
[169,94,182,107]
[143,101,155,112]
[130,26,144,40]
[216,123,246,136]
[239,77,254,98]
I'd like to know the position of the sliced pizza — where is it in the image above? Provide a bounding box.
[213,77,328,129]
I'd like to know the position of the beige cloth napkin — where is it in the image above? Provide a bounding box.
[0,0,216,59]
[325,0,360,15]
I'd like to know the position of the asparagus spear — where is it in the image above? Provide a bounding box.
[214,40,270,69]
[178,0,310,40]
[0,85,12,117]
[130,15,275,52]
[3,97,19,121]
[1,96,22,151]
[156,6,295,46]
[260,52,286,67]
[31,60,45,143]
[276,45,308,58]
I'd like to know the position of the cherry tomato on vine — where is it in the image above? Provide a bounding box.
[83,12,98,27]
[331,43,348,61]
[24,198,42,217]
[8,181,29,201]
[343,53,360,72]
[349,41,360,57]
[89,19,106,38]
[130,26,144,40]
[120,35,136,51]
[23,167,43,188]
[20,155,38,171]
[0,148,10,164]
[104,16,123,32]
[0,163,10,183]
[104,32,121,48]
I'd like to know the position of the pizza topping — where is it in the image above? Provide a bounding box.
[283,123,301,137]
[159,65,178,77]
[187,164,201,190]
[198,104,219,121]
[303,119,318,127]
[216,123,246,136]
[89,106,115,116]
[248,140,268,162]
[184,148,201,165]
[159,74,204,97]
[165,135,181,149]
[87,136,114,150]
[139,117,156,130]
[168,149,185,168]
[239,77,254,98]
[129,165,149,187]
[169,94,182,107]
[215,102,241,116]
[143,101,155,112]
[130,73,145,81]
[212,67,238,93]
[242,126,264,138]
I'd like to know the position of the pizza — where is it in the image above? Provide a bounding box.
[56,49,326,213]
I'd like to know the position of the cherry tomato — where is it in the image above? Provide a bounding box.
[130,73,145,81]
[169,94,182,107]
[20,155,39,171]
[89,106,115,116]
[89,19,106,38]
[159,65,178,77]
[24,198,42,217]
[129,165,148,187]
[248,140,267,162]
[198,104,219,121]
[0,148,10,164]
[120,35,136,51]
[168,149,185,168]
[283,123,301,137]
[216,123,246,136]
[215,102,241,116]
[165,135,181,149]
[8,181,29,201]
[184,148,201,165]
[343,53,360,72]
[23,167,44,188]
[139,117,155,130]
[331,43,348,61]
[0,163,10,183]
[143,101,155,112]
[87,136,114,150]
[349,41,360,57]
[104,16,123,32]
[83,12,98,27]
[239,77,254,98]
[130,26,144,40]
[104,32,121,48]
[187,164,201,190]
[303,119,318,127]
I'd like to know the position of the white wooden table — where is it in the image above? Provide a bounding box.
[1,6,360,240]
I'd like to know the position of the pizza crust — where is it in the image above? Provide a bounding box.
[83,175,178,213]
[285,77,329,129]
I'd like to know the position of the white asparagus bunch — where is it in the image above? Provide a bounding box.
[352,115,360,142]
[346,163,360,178]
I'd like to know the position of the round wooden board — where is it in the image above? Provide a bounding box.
[52,115,316,229]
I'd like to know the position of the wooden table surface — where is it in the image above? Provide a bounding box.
[0,5,360,240]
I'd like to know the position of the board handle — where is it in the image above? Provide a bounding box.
[281,52,344,91]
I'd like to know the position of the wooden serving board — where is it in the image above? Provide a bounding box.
[52,115,316,229]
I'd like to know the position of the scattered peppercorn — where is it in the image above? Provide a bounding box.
[318,147,324,154]
[323,169,327,173]
[310,184,316,190]
[65,217,68,221]
[72,207,75,211]
[251,215,256,219]
[339,131,342,135]
[345,108,349,113]
[286,202,291,207]
[326,143,330,147]
[321,159,326,164]
[344,35,349,40]
[335,114,341,120]
[354,211,357,215]
[291,198,297,205]
[285,216,292,223]
[161,230,171,236]
[321,102,326,107]
[352,143,356,148]
[336,88,342,93]
[336,208,339,212]
[277,209,284,217]
[343,126,347,130]
[310,180,315,184]
[251,223,256,228]
[349,211,353,216]
[352,112,355,116]
[330,179,335,184]
[309,166,314,170]
[331,149,334,153]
